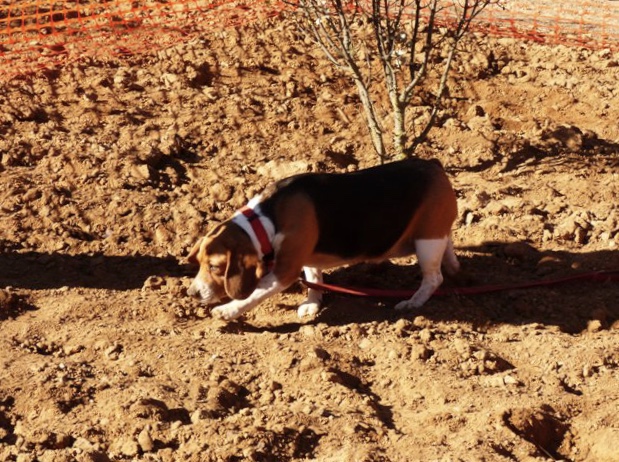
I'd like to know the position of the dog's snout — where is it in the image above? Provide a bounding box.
[187,277,220,304]
[187,280,200,298]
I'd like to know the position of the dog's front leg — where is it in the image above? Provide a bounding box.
[298,266,323,318]
[211,273,286,321]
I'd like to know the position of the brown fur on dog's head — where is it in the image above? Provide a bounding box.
[188,223,260,301]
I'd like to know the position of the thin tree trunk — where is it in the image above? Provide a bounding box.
[353,78,387,163]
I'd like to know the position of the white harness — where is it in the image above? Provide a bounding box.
[231,196,276,268]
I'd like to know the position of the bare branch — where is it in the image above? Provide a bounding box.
[288,0,500,160]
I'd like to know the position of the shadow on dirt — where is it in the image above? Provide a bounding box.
[0,251,186,291]
[241,243,619,335]
[449,124,619,174]
[0,289,37,321]
[2,243,618,334]
[314,244,619,334]
[498,127,619,174]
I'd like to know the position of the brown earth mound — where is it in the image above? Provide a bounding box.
[1,18,618,462]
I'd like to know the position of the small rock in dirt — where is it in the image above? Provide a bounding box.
[485,201,508,216]
[202,379,246,418]
[418,328,434,343]
[0,289,15,308]
[505,408,567,456]
[210,183,233,202]
[410,345,432,361]
[189,382,207,402]
[320,370,341,385]
[105,343,123,360]
[321,368,361,389]
[582,365,593,378]
[155,225,172,246]
[503,242,539,261]
[73,437,96,452]
[574,226,588,244]
[483,375,506,388]
[587,319,603,333]
[256,160,311,181]
[191,409,209,423]
[130,163,153,182]
[113,69,131,87]
[412,316,430,328]
[464,211,479,226]
[536,255,564,276]
[453,338,472,359]
[0,289,31,320]
[142,276,166,291]
[79,450,110,462]
[311,347,331,361]
[63,344,83,356]
[120,438,139,457]
[268,381,282,392]
[137,427,154,452]
[393,318,413,337]
[298,355,321,372]
[466,115,494,133]
[298,325,316,338]
[54,432,73,449]
[467,104,486,118]
[587,428,619,462]
[472,349,489,361]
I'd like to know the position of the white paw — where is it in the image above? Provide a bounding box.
[394,297,425,311]
[297,301,320,318]
[211,303,241,321]
[394,300,413,311]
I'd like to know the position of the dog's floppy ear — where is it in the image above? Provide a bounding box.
[187,238,203,265]
[224,249,259,300]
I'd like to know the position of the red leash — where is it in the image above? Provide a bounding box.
[300,270,619,299]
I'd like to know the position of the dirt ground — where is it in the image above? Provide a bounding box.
[1,16,619,462]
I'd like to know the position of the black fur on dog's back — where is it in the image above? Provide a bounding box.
[259,158,451,259]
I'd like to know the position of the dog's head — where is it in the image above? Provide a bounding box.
[187,222,261,303]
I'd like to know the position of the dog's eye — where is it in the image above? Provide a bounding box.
[209,265,223,275]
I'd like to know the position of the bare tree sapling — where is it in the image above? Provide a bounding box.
[288,0,503,162]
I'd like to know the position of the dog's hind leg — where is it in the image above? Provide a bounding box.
[395,237,448,311]
[442,236,460,277]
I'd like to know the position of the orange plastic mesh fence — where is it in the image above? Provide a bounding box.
[465,1,619,48]
[1,1,618,81]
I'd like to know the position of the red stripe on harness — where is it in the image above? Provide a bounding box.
[239,206,275,269]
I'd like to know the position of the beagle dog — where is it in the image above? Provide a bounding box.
[187,158,459,321]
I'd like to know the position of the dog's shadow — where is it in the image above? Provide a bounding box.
[0,249,186,291]
[249,242,619,334]
[3,241,617,334]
